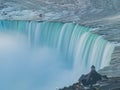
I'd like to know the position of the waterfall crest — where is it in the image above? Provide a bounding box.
[0,20,114,70]
[0,20,115,90]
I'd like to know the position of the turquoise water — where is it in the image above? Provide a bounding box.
[0,20,114,90]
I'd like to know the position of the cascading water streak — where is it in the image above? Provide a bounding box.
[0,20,114,90]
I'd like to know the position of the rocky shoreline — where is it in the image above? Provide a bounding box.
[59,77,120,90]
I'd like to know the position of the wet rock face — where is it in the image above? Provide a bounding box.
[0,0,120,77]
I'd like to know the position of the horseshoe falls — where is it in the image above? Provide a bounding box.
[0,20,114,90]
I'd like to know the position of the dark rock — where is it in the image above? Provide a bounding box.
[60,77,120,90]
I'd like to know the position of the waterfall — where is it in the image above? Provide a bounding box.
[0,20,115,90]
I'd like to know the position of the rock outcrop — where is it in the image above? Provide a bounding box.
[59,77,120,90]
